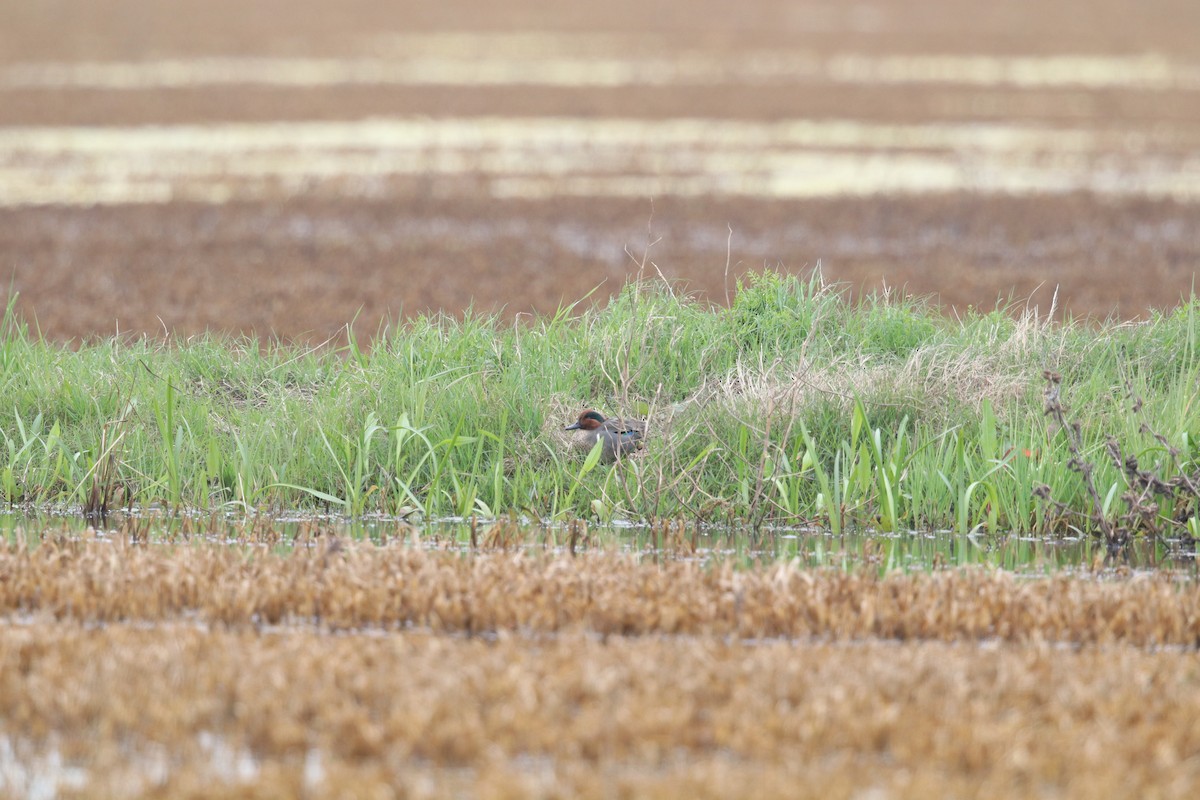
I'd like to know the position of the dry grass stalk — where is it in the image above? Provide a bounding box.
[708,338,1033,425]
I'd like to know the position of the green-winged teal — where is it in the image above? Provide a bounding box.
[565,409,645,463]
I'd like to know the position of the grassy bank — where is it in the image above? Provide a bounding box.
[1,271,1198,536]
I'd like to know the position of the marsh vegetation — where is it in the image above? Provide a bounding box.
[4,276,1200,798]
[3,272,1200,549]
[2,534,1199,798]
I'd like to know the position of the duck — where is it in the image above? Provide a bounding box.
[564,409,645,463]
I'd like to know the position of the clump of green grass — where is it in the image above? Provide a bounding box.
[1,275,1199,538]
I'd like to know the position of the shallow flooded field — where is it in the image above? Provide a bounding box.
[1,522,1199,798]
[3,510,1199,575]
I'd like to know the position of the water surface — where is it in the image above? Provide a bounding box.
[2,509,1195,575]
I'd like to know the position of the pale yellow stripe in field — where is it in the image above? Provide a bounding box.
[0,47,1195,91]
[0,117,1196,206]
[0,117,1119,152]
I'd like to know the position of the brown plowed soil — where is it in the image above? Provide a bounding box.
[1,0,1198,342]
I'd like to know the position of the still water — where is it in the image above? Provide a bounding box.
[2,509,1195,575]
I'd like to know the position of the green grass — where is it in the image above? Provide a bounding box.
[2,273,1199,536]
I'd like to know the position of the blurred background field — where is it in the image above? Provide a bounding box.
[1,0,1199,342]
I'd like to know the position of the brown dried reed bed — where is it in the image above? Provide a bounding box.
[1,538,1198,645]
[3,539,1200,798]
[2,626,1199,799]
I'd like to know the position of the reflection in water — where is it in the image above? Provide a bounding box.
[1,510,1195,575]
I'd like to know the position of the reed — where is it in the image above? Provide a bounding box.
[1,527,1197,798]
[2,538,1198,645]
